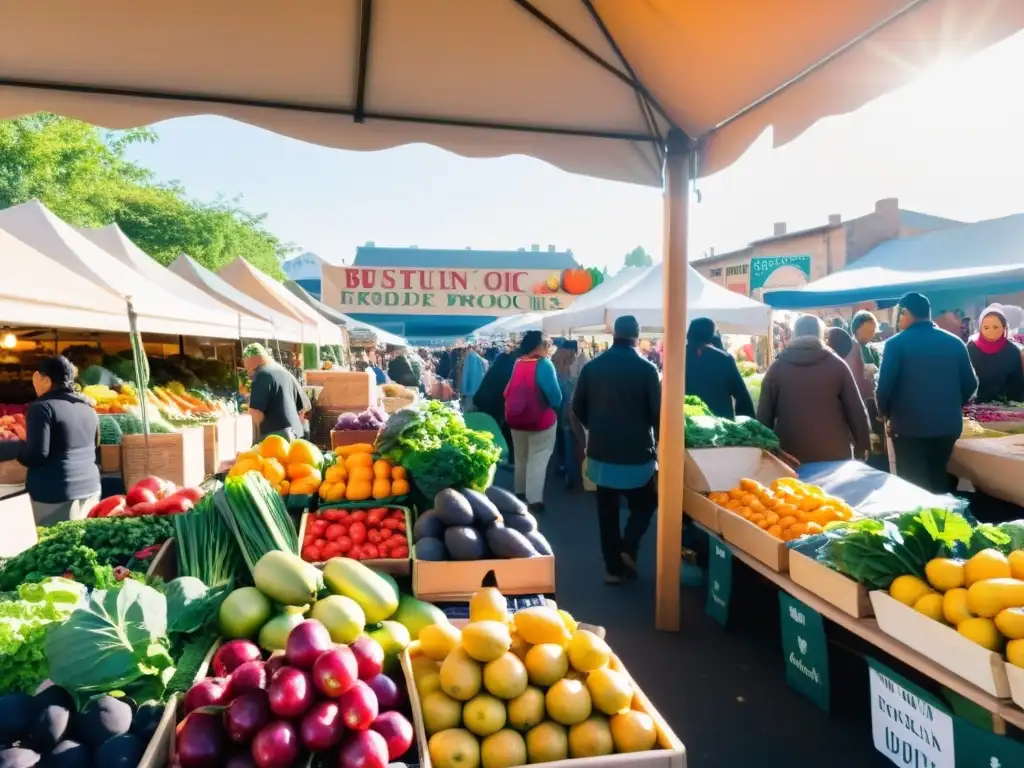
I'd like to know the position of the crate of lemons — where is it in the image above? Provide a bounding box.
[407,588,668,767]
[708,477,855,541]
[889,548,1024,668]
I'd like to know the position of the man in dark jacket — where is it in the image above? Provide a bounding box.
[245,344,310,440]
[877,293,978,493]
[473,348,522,463]
[685,318,755,419]
[573,315,661,584]
[387,347,420,388]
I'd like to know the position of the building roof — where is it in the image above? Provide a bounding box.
[353,245,578,270]
[282,251,328,281]
[898,210,965,231]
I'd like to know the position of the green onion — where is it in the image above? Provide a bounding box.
[219,474,299,576]
[174,484,242,588]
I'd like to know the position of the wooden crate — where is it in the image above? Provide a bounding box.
[99,444,121,474]
[234,413,254,453]
[121,428,205,490]
[331,428,381,450]
[413,556,556,602]
[306,370,377,410]
[201,419,236,475]
[146,539,178,581]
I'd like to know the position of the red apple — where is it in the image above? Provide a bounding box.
[311,646,358,698]
[365,674,402,710]
[338,730,388,768]
[337,680,378,731]
[369,711,413,761]
[349,636,384,680]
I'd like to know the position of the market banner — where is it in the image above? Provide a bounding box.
[779,593,830,712]
[867,657,954,768]
[750,254,812,300]
[321,265,595,316]
[705,532,732,625]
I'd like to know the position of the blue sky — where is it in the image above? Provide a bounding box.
[126,30,1024,272]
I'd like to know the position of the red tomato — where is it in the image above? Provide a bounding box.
[390,508,405,520]
[367,508,385,526]
[349,510,367,523]
[348,546,362,559]
[378,546,390,559]
[391,532,408,546]
[367,529,382,544]
[320,509,338,522]
[303,533,315,546]
[382,518,398,530]
[395,521,406,533]
[336,536,352,554]
[349,522,367,545]
[338,511,351,524]
[310,519,329,536]
[302,546,322,562]
[314,537,327,550]
[362,544,379,559]
[391,546,409,558]
[326,524,345,540]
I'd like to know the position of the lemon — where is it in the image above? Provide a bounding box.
[942,588,973,626]
[913,592,945,623]
[420,623,462,661]
[610,710,658,753]
[513,607,571,646]
[429,728,481,768]
[470,588,509,624]
[889,575,932,607]
[568,716,614,758]
[417,671,442,698]
[463,694,507,737]
[509,632,531,661]
[421,691,464,735]
[525,722,568,763]
[461,621,512,663]
[440,648,483,701]
[558,609,578,634]
[483,652,529,700]
[964,549,1011,586]
[924,558,965,592]
[524,644,569,687]
[412,655,441,678]
[480,729,527,768]
[568,629,612,672]
[957,617,1003,652]
[586,667,633,715]
[507,686,546,732]
[995,607,1024,640]
[545,678,593,726]
[1008,638,1024,669]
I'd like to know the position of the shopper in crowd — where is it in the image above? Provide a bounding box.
[573,316,660,585]
[685,317,755,420]
[365,348,387,386]
[459,343,488,412]
[826,327,867,384]
[386,346,420,388]
[877,293,978,493]
[757,315,871,464]
[967,304,1024,404]
[245,343,310,441]
[551,341,584,490]
[15,356,101,525]
[473,344,521,463]
[504,331,561,512]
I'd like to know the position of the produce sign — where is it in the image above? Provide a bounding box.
[300,507,410,565]
[708,477,855,542]
[322,265,597,317]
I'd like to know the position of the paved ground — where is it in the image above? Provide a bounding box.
[510,467,892,768]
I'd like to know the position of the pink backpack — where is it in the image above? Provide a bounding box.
[504,358,556,431]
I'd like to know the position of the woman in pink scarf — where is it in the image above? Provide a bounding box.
[966,304,1024,403]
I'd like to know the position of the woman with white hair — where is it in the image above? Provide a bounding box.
[757,314,872,464]
[967,304,1024,403]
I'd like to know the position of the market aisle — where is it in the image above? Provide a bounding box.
[513,468,891,768]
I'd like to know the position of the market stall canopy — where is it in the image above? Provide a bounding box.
[2,1,1020,187]
[78,223,277,339]
[500,312,553,335]
[282,280,408,347]
[762,213,1024,309]
[471,315,522,338]
[542,267,648,335]
[0,229,130,332]
[218,258,343,346]
[168,254,307,344]
[575,262,771,335]
[0,201,240,339]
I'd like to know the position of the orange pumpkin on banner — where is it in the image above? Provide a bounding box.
[561,268,594,295]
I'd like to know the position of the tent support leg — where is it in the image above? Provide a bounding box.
[655,128,692,632]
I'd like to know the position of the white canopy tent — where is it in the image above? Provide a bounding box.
[0,229,130,332]
[282,280,408,347]
[542,268,648,335]
[0,201,240,339]
[218,258,343,347]
[79,224,278,340]
[168,254,308,344]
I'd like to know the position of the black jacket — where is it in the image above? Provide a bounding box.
[387,356,419,388]
[573,343,661,465]
[685,344,755,419]
[473,352,520,424]
[967,340,1024,404]
[18,389,101,504]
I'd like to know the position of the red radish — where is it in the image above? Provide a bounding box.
[349,636,385,680]
[156,494,194,515]
[129,501,158,517]
[176,486,205,503]
[370,711,414,760]
[183,678,229,715]
[311,645,358,698]
[125,485,157,507]
[250,721,300,768]
[213,640,262,678]
[365,674,402,710]
[263,655,287,681]
[267,668,314,719]
[338,730,389,768]
[227,660,267,698]
[299,700,345,752]
[224,691,271,744]
[176,711,227,768]
[284,620,333,670]
[337,680,378,731]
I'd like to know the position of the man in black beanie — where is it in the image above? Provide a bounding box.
[572,315,661,583]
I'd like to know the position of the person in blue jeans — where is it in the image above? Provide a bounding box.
[552,341,583,490]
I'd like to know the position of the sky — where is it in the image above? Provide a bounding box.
[125,29,1024,272]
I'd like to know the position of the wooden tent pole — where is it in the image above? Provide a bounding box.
[655,129,693,632]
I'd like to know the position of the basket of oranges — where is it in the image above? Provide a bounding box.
[708,476,855,542]
[317,443,412,506]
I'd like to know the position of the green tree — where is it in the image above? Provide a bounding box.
[0,113,291,277]
[623,246,653,268]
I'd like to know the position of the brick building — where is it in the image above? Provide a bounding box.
[693,199,963,304]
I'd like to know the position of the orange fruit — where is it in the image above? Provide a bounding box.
[325,464,347,483]
[373,478,392,499]
[764,513,779,526]
[278,479,290,495]
[748,513,765,525]
[740,494,756,507]
[349,466,374,483]
[392,478,410,496]
[805,522,824,535]
[749,500,766,514]
[373,460,392,480]
[391,466,408,481]
[319,482,334,499]
[288,463,322,482]
[727,488,744,500]
[286,439,323,468]
[344,452,374,470]
[346,480,373,501]
[262,458,287,485]
[777,516,797,530]
[259,434,290,463]
[757,519,771,530]
[767,525,782,539]
[789,523,807,537]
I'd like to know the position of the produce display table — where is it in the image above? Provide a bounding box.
[948,434,1024,507]
[0,482,24,501]
[796,460,953,515]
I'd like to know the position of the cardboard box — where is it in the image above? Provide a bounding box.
[99,444,121,474]
[789,550,872,618]
[683,447,795,493]
[0,458,27,485]
[683,488,721,533]
[234,413,255,454]
[306,369,377,410]
[121,428,205,490]
[298,508,412,576]
[948,434,1024,506]
[719,511,790,572]
[870,590,1011,698]
[413,556,556,602]
[401,646,686,768]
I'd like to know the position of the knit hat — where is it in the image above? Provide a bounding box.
[37,355,76,389]
[613,315,640,339]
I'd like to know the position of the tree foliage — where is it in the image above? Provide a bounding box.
[0,113,291,277]
[623,245,653,268]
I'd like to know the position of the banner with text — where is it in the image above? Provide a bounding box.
[322,266,580,316]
